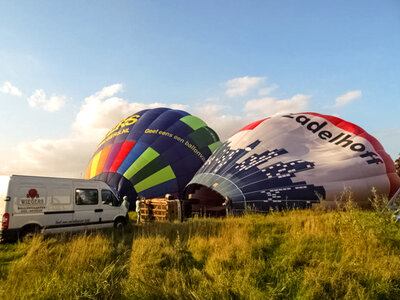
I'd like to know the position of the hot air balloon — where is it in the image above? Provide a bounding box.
[85,108,221,204]
[184,112,399,213]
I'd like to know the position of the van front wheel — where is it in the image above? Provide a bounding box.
[114,218,127,230]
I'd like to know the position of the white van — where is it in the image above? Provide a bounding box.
[0,175,129,242]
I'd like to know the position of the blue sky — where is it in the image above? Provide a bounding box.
[0,0,399,177]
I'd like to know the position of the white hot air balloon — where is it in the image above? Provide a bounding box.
[184,112,399,214]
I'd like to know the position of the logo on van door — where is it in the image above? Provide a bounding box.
[18,188,46,212]
[27,189,39,199]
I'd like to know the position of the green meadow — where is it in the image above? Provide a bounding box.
[1,199,400,299]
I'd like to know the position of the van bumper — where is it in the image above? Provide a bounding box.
[0,228,19,242]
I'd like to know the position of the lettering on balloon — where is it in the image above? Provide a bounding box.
[98,114,140,148]
[144,128,174,138]
[174,135,184,143]
[98,128,130,148]
[185,141,206,162]
[282,114,383,165]
[145,128,206,162]
[145,128,159,134]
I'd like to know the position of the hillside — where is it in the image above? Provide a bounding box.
[1,203,400,299]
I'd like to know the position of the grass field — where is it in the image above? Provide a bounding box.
[1,199,400,299]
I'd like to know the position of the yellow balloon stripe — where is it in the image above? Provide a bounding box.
[95,145,111,177]
[90,151,102,179]
[84,160,92,179]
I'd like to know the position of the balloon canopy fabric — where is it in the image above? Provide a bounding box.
[85,108,221,202]
[184,112,400,211]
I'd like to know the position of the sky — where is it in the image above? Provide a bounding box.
[0,0,399,178]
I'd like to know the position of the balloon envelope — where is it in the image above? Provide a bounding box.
[184,112,399,212]
[85,108,221,202]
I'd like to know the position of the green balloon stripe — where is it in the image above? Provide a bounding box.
[129,157,164,185]
[123,147,159,179]
[208,141,222,152]
[134,165,176,193]
[180,115,207,130]
[187,127,215,149]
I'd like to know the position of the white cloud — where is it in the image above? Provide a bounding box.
[245,94,309,119]
[258,84,278,96]
[334,90,362,107]
[193,94,309,141]
[169,104,188,110]
[72,84,186,137]
[28,89,66,112]
[0,84,189,177]
[193,104,247,141]
[225,76,265,97]
[0,80,312,177]
[0,81,22,96]
[0,137,96,178]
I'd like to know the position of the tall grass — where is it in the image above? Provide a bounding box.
[0,234,127,299]
[1,201,400,299]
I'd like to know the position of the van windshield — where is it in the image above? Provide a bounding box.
[101,190,121,207]
[0,176,10,201]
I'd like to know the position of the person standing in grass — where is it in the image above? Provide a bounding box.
[122,196,129,216]
[223,196,232,217]
[135,196,141,224]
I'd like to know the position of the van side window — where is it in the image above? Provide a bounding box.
[52,189,71,205]
[101,190,120,207]
[75,189,98,205]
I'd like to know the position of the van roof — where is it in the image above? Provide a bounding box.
[9,174,103,182]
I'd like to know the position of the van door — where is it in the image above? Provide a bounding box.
[44,187,74,231]
[100,189,122,226]
[73,183,101,229]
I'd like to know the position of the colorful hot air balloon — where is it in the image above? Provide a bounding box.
[184,112,399,213]
[85,108,221,203]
